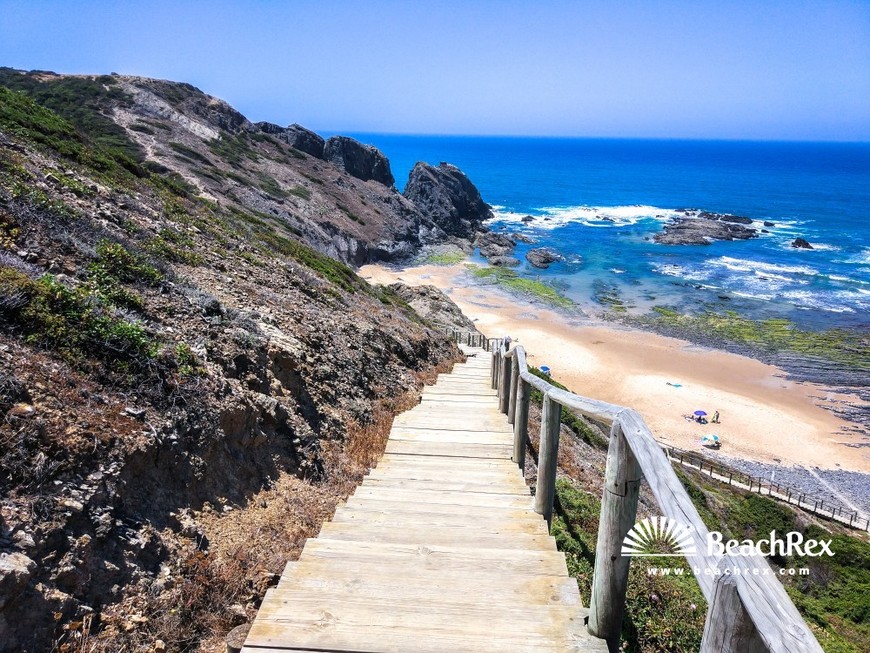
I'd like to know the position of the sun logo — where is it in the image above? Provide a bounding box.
[621,516,698,557]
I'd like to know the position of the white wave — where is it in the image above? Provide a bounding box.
[490,204,679,230]
[610,268,626,274]
[651,263,711,282]
[828,274,870,286]
[806,243,841,251]
[780,290,856,313]
[841,249,870,265]
[709,256,819,277]
[730,290,776,301]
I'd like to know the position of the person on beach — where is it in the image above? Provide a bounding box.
[712,410,720,424]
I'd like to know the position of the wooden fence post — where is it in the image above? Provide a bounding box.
[507,355,519,424]
[513,378,530,471]
[491,349,499,389]
[534,394,562,526]
[588,419,642,644]
[499,353,511,414]
[700,556,765,652]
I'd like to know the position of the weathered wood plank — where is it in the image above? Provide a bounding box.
[388,427,513,444]
[329,507,548,532]
[274,568,581,606]
[331,501,547,525]
[317,522,554,549]
[384,440,513,459]
[534,394,562,525]
[361,475,527,494]
[298,538,570,576]
[349,486,535,508]
[700,556,766,653]
[588,420,641,642]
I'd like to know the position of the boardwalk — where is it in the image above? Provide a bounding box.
[242,345,606,653]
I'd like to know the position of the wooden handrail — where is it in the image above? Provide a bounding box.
[451,330,823,653]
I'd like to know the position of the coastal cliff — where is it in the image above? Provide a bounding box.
[0,69,476,651]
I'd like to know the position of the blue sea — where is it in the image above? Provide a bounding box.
[346,135,870,330]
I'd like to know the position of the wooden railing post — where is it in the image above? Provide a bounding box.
[534,394,562,527]
[499,353,511,414]
[513,378,529,470]
[588,419,642,644]
[507,355,519,424]
[491,348,499,389]
[700,556,766,652]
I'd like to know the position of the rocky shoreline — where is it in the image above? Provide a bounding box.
[715,455,870,517]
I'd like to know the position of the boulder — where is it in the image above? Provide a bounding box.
[792,237,813,249]
[404,162,493,239]
[526,247,564,269]
[256,122,325,159]
[512,233,537,244]
[0,552,35,609]
[323,136,394,186]
[474,232,516,259]
[489,256,520,267]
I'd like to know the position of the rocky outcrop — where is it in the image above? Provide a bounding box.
[404,162,493,239]
[324,136,394,186]
[792,237,813,249]
[255,122,325,159]
[475,232,515,259]
[526,247,564,269]
[387,283,481,334]
[654,209,758,245]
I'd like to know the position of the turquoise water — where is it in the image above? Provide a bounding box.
[343,135,870,329]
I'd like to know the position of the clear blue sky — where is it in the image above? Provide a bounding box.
[1,0,868,141]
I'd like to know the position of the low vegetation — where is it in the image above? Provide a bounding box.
[643,307,870,368]
[468,264,573,308]
[423,250,466,265]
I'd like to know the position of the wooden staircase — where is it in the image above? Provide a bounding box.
[242,345,606,652]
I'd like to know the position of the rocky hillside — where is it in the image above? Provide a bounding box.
[0,69,489,652]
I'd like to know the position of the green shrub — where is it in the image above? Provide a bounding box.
[0,267,152,363]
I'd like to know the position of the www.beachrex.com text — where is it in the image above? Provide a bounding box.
[646,566,810,577]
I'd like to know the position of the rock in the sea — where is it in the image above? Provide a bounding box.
[792,237,813,249]
[403,162,493,239]
[474,232,516,260]
[324,136,395,186]
[512,233,537,244]
[526,247,564,269]
[654,210,758,245]
[521,215,534,223]
[256,122,325,159]
[764,221,776,227]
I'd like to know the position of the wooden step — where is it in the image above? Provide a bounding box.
[361,475,528,494]
[334,497,543,519]
[298,538,569,577]
[385,440,512,459]
[275,565,581,605]
[317,522,555,549]
[349,486,534,509]
[329,506,548,532]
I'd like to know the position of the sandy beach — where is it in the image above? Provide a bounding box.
[361,262,870,474]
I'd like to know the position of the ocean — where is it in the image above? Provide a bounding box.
[343,135,870,330]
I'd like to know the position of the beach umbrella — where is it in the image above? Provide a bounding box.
[693,410,707,416]
[701,434,720,446]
